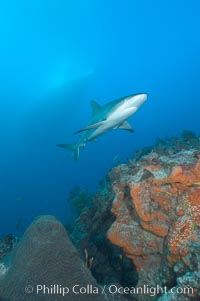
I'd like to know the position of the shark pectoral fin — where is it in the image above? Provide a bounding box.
[118,121,134,133]
[74,120,106,135]
[91,100,102,115]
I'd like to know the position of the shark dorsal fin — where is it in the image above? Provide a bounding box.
[91,100,101,115]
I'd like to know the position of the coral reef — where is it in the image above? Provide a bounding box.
[68,131,200,301]
[68,186,94,218]
[0,234,17,261]
[68,185,138,290]
[1,132,199,301]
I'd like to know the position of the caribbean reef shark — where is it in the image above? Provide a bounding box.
[57,93,147,161]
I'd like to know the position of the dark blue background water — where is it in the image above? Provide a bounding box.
[0,0,199,236]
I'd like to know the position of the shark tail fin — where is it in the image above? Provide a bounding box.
[56,143,80,162]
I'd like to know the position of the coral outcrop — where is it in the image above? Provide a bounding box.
[0,215,120,301]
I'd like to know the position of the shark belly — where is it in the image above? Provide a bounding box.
[87,123,112,141]
[108,106,138,124]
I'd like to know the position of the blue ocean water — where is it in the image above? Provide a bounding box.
[0,0,199,236]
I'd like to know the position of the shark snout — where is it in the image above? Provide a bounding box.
[140,93,148,101]
[130,93,147,108]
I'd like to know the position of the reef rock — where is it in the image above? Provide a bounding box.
[0,215,118,301]
[107,147,200,300]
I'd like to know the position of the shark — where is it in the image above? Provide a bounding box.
[57,93,147,161]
